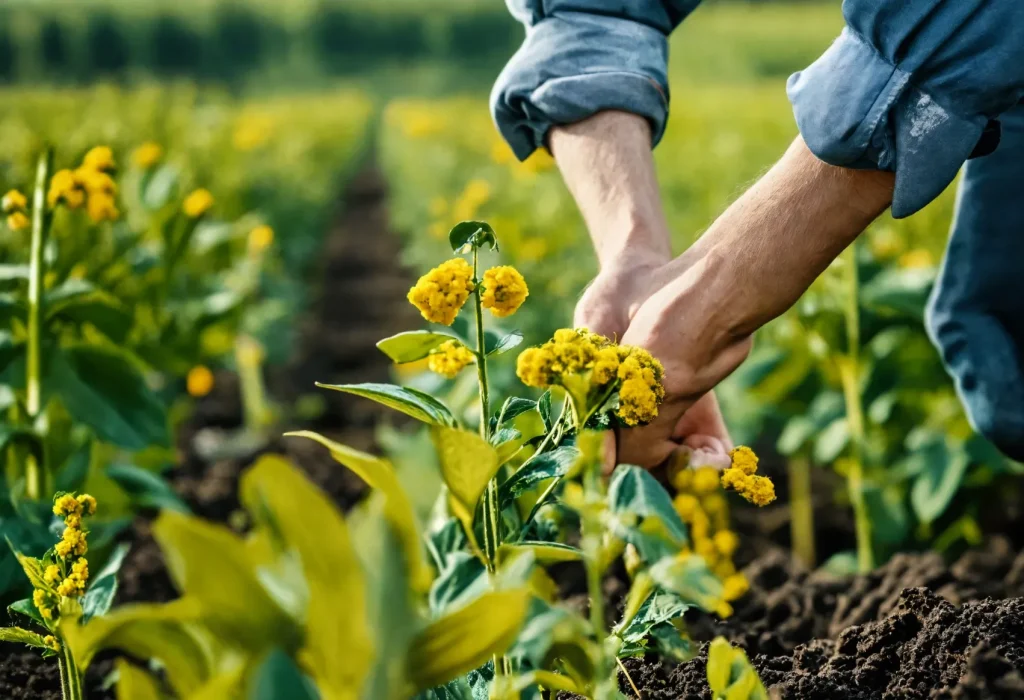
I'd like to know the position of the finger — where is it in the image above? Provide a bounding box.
[676,441,732,470]
[601,430,618,475]
[616,409,683,469]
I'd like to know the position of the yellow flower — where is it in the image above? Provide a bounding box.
[7,212,30,231]
[60,527,88,557]
[53,494,82,517]
[899,249,934,269]
[183,189,214,218]
[33,589,53,620]
[722,574,749,602]
[516,346,557,388]
[55,541,73,559]
[729,446,758,475]
[673,493,701,521]
[65,513,82,530]
[133,142,163,169]
[591,347,620,385]
[2,189,27,213]
[691,467,722,495]
[617,377,660,426]
[75,167,117,195]
[721,470,776,507]
[43,636,60,653]
[233,115,274,151]
[406,258,474,326]
[48,169,85,209]
[427,340,475,379]
[481,266,529,318]
[57,575,85,598]
[86,193,120,224]
[76,494,97,516]
[713,530,740,558]
[82,146,115,172]
[248,225,274,256]
[187,366,215,398]
[43,565,61,584]
[71,558,89,582]
[695,537,717,561]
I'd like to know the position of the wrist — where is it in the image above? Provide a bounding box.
[593,217,673,272]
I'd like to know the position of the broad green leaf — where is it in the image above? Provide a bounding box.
[496,398,537,425]
[81,543,131,623]
[813,418,850,464]
[45,280,132,342]
[499,447,579,507]
[0,265,29,281]
[9,598,44,625]
[317,382,456,427]
[497,542,582,565]
[776,416,814,456]
[55,439,92,493]
[706,637,768,700]
[0,294,26,325]
[407,589,531,691]
[377,331,459,364]
[608,466,687,545]
[911,442,969,524]
[249,649,318,700]
[50,344,169,450]
[143,164,180,209]
[429,551,486,615]
[105,464,190,514]
[0,626,48,648]
[861,266,935,317]
[151,511,297,652]
[9,545,47,590]
[448,221,497,252]
[117,660,165,700]
[648,622,696,662]
[484,330,523,356]
[240,455,373,700]
[649,555,726,614]
[284,431,430,591]
[432,427,500,544]
[863,485,909,545]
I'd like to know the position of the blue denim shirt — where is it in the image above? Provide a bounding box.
[492,0,1024,218]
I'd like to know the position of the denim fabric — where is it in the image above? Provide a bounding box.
[926,104,1024,460]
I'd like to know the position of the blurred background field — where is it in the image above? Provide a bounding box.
[1,0,1014,581]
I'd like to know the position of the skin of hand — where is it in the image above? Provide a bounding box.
[549,111,734,469]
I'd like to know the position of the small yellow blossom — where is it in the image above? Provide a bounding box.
[591,347,620,385]
[183,189,214,218]
[427,341,475,379]
[133,142,163,169]
[691,467,722,495]
[713,530,740,558]
[48,170,85,209]
[481,266,529,317]
[57,575,85,598]
[86,193,119,224]
[695,538,717,560]
[43,565,61,584]
[76,167,117,195]
[71,558,89,581]
[729,446,759,475]
[65,513,82,530]
[43,636,60,653]
[407,258,474,326]
[60,527,88,558]
[187,366,215,398]
[53,494,82,517]
[721,470,776,507]
[55,541,72,559]
[68,264,88,280]
[2,189,27,213]
[7,212,30,231]
[76,494,97,516]
[722,574,749,602]
[673,494,700,521]
[33,589,53,620]
[82,146,115,172]
[899,249,934,269]
[248,225,274,256]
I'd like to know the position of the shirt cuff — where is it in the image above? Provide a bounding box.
[491,11,669,161]
[787,27,987,219]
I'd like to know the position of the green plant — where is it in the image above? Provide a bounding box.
[706,637,768,700]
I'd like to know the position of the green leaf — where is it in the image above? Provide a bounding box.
[0,265,29,282]
[432,427,500,547]
[9,598,44,625]
[240,455,373,699]
[142,164,180,209]
[0,626,48,649]
[151,511,297,652]
[484,330,523,356]
[105,464,190,514]
[706,637,768,700]
[861,267,935,317]
[496,398,537,425]
[317,382,456,427]
[55,439,92,493]
[649,555,726,614]
[648,622,696,662]
[50,345,169,450]
[448,221,497,253]
[377,331,459,364]
[429,552,487,615]
[813,418,849,464]
[407,589,531,691]
[0,294,26,325]
[284,431,431,591]
[116,660,164,700]
[497,542,582,565]
[911,441,969,524]
[499,446,579,508]
[81,543,130,623]
[618,590,692,652]
[249,649,318,700]
[608,466,687,545]
[8,545,47,590]
[45,280,132,343]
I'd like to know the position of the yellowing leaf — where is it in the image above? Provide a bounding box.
[0,626,48,648]
[497,542,583,565]
[116,660,165,700]
[10,547,47,590]
[240,455,373,700]
[284,431,431,592]
[707,637,768,700]
[406,588,531,692]
[152,511,298,652]
[432,426,500,548]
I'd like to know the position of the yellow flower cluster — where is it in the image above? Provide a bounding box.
[428,340,475,379]
[3,189,30,231]
[516,329,666,426]
[407,258,474,326]
[248,225,275,256]
[183,188,215,218]
[720,447,776,506]
[133,142,164,169]
[48,146,120,223]
[187,365,215,398]
[670,459,749,609]
[43,636,60,653]
[34,493,96,622]
[481,265,529,318]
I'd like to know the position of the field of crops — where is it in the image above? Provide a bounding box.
[0,2,1023,699]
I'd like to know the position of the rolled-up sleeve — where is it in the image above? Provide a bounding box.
[491,1,699,160]
[788,1,1024,219]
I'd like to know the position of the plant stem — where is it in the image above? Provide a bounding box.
[25,147,53,501]
[841,243,874,573]
[472,248,501,576]
[787,456,816,568]
[59,639,83,700]
[236,335,271,432]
